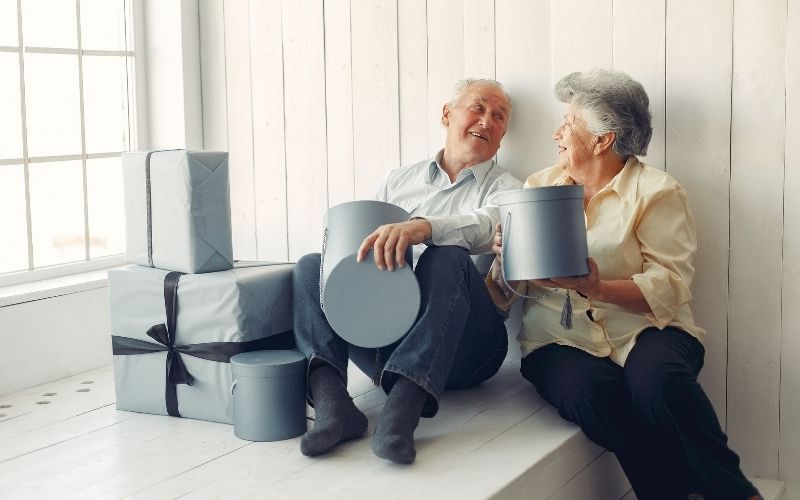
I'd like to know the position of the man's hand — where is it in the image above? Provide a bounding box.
[357,219,433,271]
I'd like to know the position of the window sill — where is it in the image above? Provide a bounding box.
[0,269,112,308]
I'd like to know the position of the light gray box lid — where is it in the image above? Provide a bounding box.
[496,184,584,204]
[230,350,306,378]
[322,251,420,348]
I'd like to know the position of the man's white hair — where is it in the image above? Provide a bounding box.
[450,78,513,118]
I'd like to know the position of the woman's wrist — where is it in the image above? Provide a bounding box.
[581,280,605,302]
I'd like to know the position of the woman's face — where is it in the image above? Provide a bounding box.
[553,103,597,172]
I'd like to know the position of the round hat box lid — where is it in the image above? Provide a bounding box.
[230,350,306,378]
[495,184,584,205]
[322,251,421,349]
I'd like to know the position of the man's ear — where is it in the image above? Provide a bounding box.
[594,131,616,155]
[441,104,450,126]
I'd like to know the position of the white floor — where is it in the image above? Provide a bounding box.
[0,352,783,500]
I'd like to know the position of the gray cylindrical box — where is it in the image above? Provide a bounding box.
[321,200,421,348]
[230,350,307,442]
[497,185,590,280]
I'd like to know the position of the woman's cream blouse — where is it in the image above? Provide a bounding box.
[486,157,706,366]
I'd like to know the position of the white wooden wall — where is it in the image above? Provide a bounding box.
[197,0,799,491]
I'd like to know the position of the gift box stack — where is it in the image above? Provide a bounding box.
[109,150,294,424]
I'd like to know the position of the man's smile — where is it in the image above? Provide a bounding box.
[469,131,489,142]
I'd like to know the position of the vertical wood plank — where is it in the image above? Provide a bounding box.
[612,0,666,170]
[324,0,355,207]
[495,0,556,181]
[665,0,732,425]
[427,0,464,157]
[222,0,257,259]
[728,0,785,478]
[398,0,429,166]
[282,0,328,260]
[550,0,612,75]
[351,0,400,199]
[463,0,495,79]
[782,0,800,491]
[198,0,228,151]
[249,0,288,261]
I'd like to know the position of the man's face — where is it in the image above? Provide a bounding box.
[442,83,510,167]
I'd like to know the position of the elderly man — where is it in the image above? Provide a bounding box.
[293,79,521,464]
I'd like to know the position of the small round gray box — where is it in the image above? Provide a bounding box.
[230,350,307,442]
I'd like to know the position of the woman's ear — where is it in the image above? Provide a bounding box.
[594,131,616,155]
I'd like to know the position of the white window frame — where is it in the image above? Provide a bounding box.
[0,0,143,288]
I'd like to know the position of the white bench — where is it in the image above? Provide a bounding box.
[0,331,783,499]
[0,337,632,499]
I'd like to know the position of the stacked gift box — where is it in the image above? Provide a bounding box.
[109,150,294,424]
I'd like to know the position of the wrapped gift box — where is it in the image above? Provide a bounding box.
[109,262,294,424]
[123,150,234,274]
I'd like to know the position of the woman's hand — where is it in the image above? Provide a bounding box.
[532,257,602,298]
[490,223,521,291]
[533,258,652,313]
[491,223,503,262]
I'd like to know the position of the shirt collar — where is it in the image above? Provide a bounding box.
[429,149,494,185]
[551,156,642,204]
[607,156,642,204]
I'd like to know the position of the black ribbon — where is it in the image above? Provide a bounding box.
[112,270,289,417]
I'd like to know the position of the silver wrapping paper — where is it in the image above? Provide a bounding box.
[123,150,233,274]
[109,263,294,424]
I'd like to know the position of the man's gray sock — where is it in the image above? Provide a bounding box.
[300,363,368,457]
[372,375,427,464]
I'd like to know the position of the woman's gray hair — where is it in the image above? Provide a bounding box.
[451,78,513,118]
[555,69,652,157]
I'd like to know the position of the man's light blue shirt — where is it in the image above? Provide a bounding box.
[373,150,522,264]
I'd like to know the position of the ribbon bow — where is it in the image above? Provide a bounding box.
[112,270,293,418]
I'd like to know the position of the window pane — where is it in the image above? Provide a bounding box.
[87,157,124,258]
[0,53,23,159]
[80,0,126,51]
[21,0,77,48]
[83,55,127,153]
[0,165,30,273]
[24,53,82,157]
[29,160,85,267]
[0,0,18,46]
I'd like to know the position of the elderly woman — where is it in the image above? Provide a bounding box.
[487,69,760,500]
